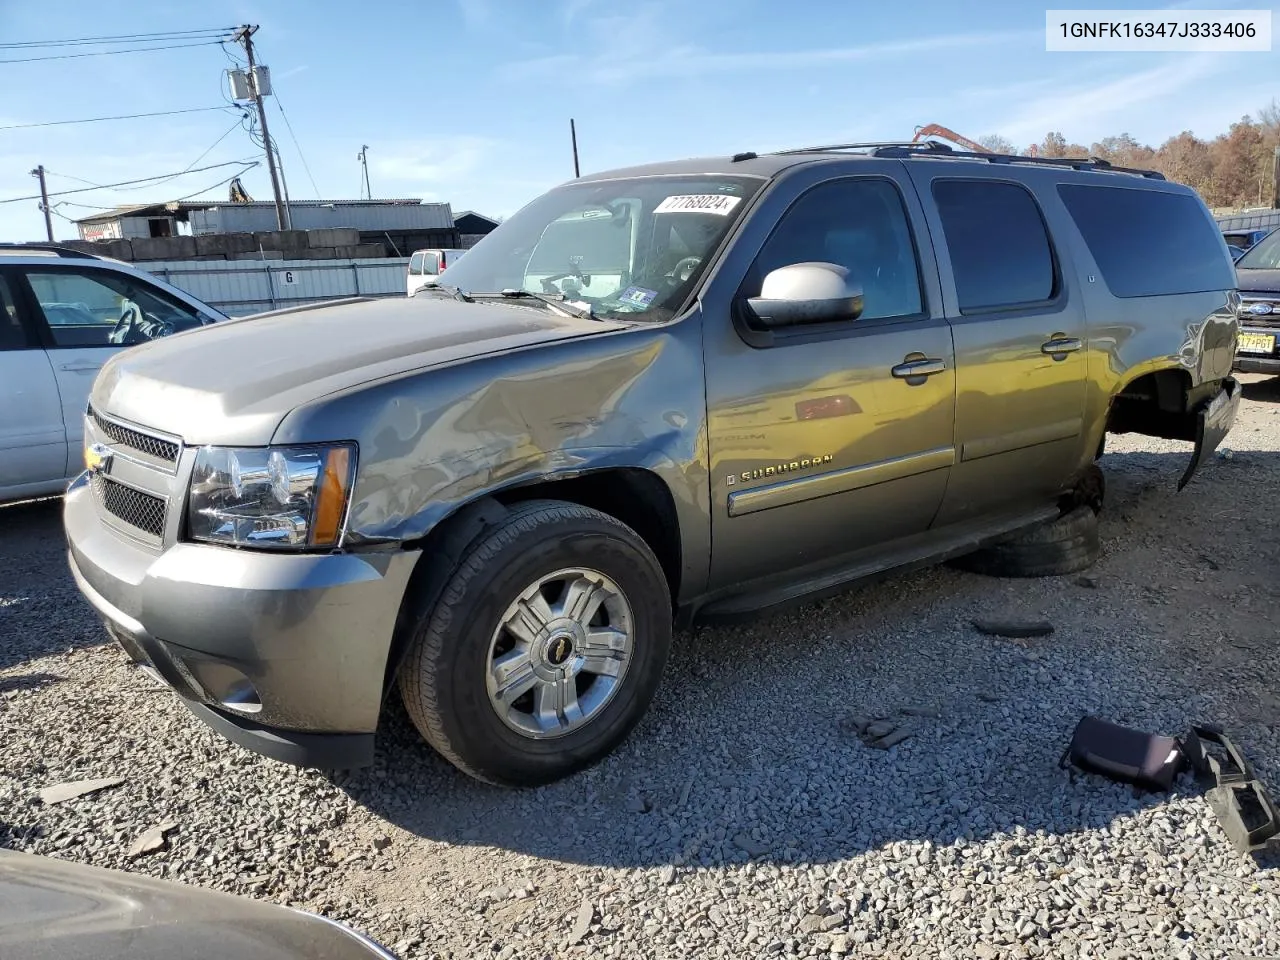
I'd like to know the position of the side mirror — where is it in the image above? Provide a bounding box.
[744,262,863,328]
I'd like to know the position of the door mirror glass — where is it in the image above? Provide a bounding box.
[745,262,864,328]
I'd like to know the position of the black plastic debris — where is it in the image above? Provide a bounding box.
[1060,716,1184,792]
[1185,726,1280,854]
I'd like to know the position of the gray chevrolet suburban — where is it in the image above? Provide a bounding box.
[65,142,1240,785]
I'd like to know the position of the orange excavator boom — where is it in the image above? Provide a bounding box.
[911,123,990,154]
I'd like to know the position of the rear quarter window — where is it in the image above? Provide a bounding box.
[1057,184,1235,298]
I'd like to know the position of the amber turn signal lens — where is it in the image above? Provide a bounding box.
[310,446,353,547]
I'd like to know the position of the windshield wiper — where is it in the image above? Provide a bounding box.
[476,289,595,320]
[419,281,473,303]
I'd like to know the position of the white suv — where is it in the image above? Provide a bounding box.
[0,245,227,503]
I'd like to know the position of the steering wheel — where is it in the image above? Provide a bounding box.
[109,301,142,345]
[668,256,702,284]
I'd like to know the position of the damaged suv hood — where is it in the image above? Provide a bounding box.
[90,297,623,446]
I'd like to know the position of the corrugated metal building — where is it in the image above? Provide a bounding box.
[1215,209,1280,233]
[76,203,185,242]
[76,199,460,254]
[138,256,410,316]
[189,199,454,234]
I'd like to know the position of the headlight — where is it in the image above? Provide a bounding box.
[188,444,355,549]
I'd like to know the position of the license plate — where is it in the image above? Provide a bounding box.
[1239,332,1276,355]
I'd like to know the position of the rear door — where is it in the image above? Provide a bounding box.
[904,168,1088,526]
[16,265,209,476]
[407,250,427,295]
[0,271,66,496]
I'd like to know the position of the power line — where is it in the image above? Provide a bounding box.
[0,27,236,49]
[112,119,254,192]
[0,40,225,64]
[0,105,233,132]
[0,160,260,204]
[273,91,321,199]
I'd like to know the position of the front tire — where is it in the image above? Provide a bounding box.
[398,501,672,786]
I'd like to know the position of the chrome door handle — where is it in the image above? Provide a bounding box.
[891,358,946,379]
[58,361,101,372]
[1041,337,1082,358]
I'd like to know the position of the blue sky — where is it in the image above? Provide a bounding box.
[1,0,1277,242]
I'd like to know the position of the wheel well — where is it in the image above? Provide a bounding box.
[492,468,682,602]
[1106,369,1197,441]
[380,469,683,700]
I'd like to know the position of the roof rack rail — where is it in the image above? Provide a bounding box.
[869,146,1165,179]
[0,242,100,259]
[773,140,954,156]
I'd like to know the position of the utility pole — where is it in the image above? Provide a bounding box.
[570,119,580,178]
[358,145,372,200]
[1272,146,1279,210]
[29,165,53,241]
[234,24,287,230]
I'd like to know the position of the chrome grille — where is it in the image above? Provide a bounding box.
[1240,298,1280,329]
[90,408,179,463]
[92,474,166,538]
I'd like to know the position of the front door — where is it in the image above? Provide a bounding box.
[17,265,209,476]
[905,169,1088,526]
[0,272,66,495]
[702,168,957,590]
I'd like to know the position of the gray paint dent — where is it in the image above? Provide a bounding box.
[274,316,712,600]
[1080,289,1238,447]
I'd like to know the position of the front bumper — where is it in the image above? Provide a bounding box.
[65,478,420,768]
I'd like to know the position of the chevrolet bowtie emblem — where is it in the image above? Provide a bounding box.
[85,442,112,474]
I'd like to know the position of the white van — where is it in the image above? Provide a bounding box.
[406,248,469,296]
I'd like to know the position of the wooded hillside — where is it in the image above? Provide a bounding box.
[978,100,1280,209]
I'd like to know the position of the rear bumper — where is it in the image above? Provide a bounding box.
[1179,376,1241,491]
[64,478,420,768]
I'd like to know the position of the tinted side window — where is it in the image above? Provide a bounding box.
[932,180,1056,312]
[1058,184,1237,297]
[749,178,923,321]
[408,252,425,275]
[0,275,29,351]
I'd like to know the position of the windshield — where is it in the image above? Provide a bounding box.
[435,175,764,321]
[1236,229,1280,269]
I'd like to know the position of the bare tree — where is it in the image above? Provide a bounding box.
[977,134,1017,154]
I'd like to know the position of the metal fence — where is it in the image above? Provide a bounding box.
[138,257,409,316]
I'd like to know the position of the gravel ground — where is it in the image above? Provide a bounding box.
[3,375,1279,960]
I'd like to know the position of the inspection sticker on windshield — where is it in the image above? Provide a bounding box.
[619,286,658,309]
[655,194,742,215]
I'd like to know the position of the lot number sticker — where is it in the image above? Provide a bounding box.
[655,194,742,215]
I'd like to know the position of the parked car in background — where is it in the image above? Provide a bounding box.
[1223,227,1273,255]
[0,244,227,504]
[405,247,469,296]
[1233,228,1280,376]
[0,847,398,959]
[67,144,1239,787]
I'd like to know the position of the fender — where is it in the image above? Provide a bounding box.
[274,315,714,599]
